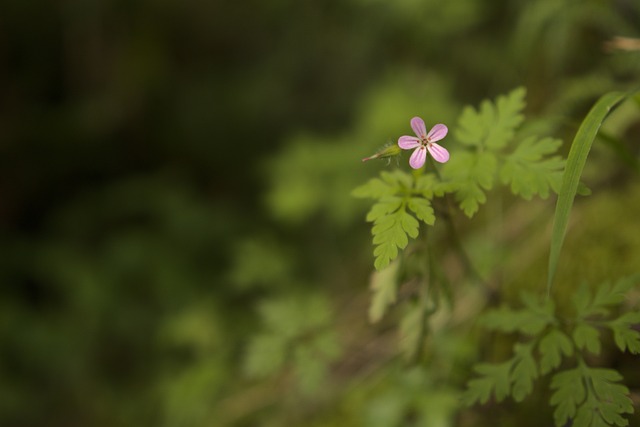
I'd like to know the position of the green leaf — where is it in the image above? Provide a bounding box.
[352,177,397,199]
[499,136,565,199]
[592,275,640,309]
[551,365,633,427]
[588,368,633,426]
[550,367,587,426]
[368,261,400,323]
[482,295,554,335]
[381,169,413,189]
[547,91,627,293]
[511,343,538,402]
[372,208,408,270]
[572,323,601,355]
[407,197,435,225]
[352,170,413,199]
[414,173,439,198]
[463,361,513,405]
[575,275,640,319]
[371,206,422,270]
[456,87,526,149]
[442,151,497,217]
[608,311,640,354]
[539,329,574,375]
[366,196,403,222]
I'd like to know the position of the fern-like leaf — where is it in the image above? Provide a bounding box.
[574,275,640,320]
[572,323,602,355]
[442,151,497,217]
[511,343,538,402]
[551,365,633,427]
[456,87,526,149]
[499,136,565,199]
[482,294,555,335]
[538,329,574,375]
[608,312,640,354]
[463,361,513,405]
[550,367,587,426]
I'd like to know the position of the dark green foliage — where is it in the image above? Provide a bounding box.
[550,365,633,427]
[243,294,341,393]
[464,275,640,426]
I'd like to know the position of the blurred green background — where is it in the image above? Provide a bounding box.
[1,0,640,426]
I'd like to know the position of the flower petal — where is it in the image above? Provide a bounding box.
[427,124,448,142]
[409,146,427,169]
[427,142,449,163]
[410,117,427,139]
[398,136,421,150]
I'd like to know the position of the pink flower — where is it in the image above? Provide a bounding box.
[398,117,449,169]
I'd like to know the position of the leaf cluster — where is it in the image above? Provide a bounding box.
[355,87,567,271]
[444,87,565,217]
[464,275,640,427]
[353,170,442,270]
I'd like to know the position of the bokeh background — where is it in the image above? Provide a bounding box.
[2,0,640,426]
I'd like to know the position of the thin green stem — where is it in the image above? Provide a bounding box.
[428,157,487,287]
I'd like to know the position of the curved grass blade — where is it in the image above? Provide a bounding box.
[547,92,627,295]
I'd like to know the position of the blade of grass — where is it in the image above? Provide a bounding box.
[547,92,627,295]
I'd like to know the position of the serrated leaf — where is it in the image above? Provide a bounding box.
[594,275,640,307]
[482,295,554,335]
[400,210,419,238]
[414,174,438,197]
[550,367,586,426]
[539,329,574,375]
[486,87,527,149]
[463,361,513,405]
[368,261,399,323]
[442,151,497,217]
[381,169,413,189]
[608,311,640,354]
[407,197,435,225]
[572,323,601,355]
[511,343,538,402]
[352,177,397,199]
[551,365,633,427]
[456,87,526,149]
[499,136,565,200]
[589,368,633,425]
[371,206,422,270]
[575,275,640,320]
[366,196,402,222]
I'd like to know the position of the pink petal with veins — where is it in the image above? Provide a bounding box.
[410,117,427,138]
[409,146,427,169]
[398,136,421,149]
[427,124,448,142]
[427,143,449,163]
